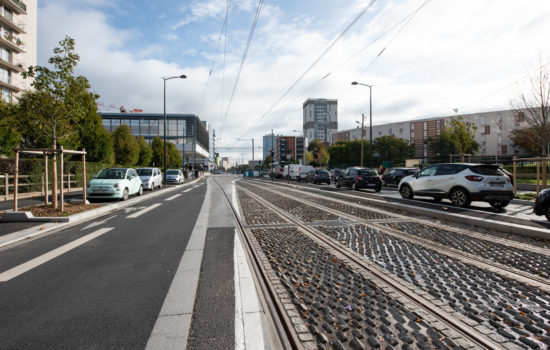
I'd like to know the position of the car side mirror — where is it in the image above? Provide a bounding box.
[92,175,97,179]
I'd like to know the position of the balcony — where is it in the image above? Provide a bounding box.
[0,58,23,73]
[0,0,26,14]
[0,35,24,53]
[0,14,25,34]
[0,79,21,93]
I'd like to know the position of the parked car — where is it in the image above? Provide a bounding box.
[330,169,343,179]
[335,167,382,192]
[398,163,513,209]
[382,168,419,186]
[166,169,184,184]
[283,164,303,181]
[136,167,163,191]
[298,165,314,182]
[87,168,143,201]
[304,169,331,184]
[534,189,550,221]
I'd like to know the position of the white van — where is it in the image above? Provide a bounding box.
[297,165,314,182]
[283,164,304,181]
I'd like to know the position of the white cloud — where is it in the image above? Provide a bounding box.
[36,0,550,162]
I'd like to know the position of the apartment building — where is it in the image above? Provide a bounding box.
[303,98,338,143]
[0,0,37,101]
[334,109,530,160]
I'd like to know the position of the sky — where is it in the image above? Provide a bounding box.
[38,0,550,163]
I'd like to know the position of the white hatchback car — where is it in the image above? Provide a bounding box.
[136,167,163,191]
[165,169,184,185]
[398,163,514,209]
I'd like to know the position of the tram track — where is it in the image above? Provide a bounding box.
[242,180,550,291]
[234,179,550,350]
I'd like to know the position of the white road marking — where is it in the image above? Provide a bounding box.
[127,203,162,218]
[82,216,116,230]
[183,188,193,193]
[0,227,113,282]
[166,194,181,201]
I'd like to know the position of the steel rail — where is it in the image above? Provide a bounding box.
[211,177,301,350]
[244,180,550,291]
[237,182,504,350]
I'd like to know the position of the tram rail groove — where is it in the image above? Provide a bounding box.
[237,183,504,350]
[242,180,550,291]
[251,178,550,241]
[213,177,303,350]
[250,179,550,257]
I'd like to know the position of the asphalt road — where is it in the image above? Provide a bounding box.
[0,182,207,349]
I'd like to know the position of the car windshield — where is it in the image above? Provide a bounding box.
[167,170,179,175]
[359,169,377,176]
[96,168,127,179]
[136,169,152,176]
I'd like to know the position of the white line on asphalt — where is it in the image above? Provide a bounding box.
[183,188,193,193]
[126,203,162,218]
[0,227,114,282]
[165,194,182,201]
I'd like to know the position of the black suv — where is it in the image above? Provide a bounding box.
[382,168,419,186]
[305,169,331,184]
[335,167,382,191]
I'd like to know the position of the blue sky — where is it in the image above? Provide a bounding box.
[38,0,550,162]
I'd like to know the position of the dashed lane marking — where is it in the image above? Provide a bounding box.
[126,203,162,218]
[0,227,114,282]
[166,194,182,201]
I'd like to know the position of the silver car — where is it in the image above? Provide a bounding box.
[166,169,184,185]
[136,167,163,191]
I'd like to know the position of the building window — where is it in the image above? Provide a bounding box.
[0,47,10,62]
[101,119,111,130]
[423,144,428,158]
[388,127,392,135]
[517,112,525,122]
[484,125,490,134]
[0,67,10,84]
[502,145,507,155]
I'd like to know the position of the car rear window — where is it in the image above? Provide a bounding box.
[359,169,377,176]
[167,170,179,175]
[137,169,152,176]
[470,165,501,175]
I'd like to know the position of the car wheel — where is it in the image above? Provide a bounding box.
[375,184,382,192]
[159,182,163,189]
[336,181,341,188]
[545,207,550,221]
[352,182,359,191]
[138,185,143,196]
[489,200,509,209]
[121,188,129,201]
[450,188,471,208]
[400,184,413,199]
[327,180,331,185]
[433,197,442,203]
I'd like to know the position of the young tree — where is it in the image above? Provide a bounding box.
[150,137,164,168]
[510,56,550,155]
[445,112,479,156]
[137,136,152,166]
[112,125,139,165]
[374,135,413,165]
[308,139,330,167]
[17,36,97,208]
[426,132,457,162]
[167,142,182,168]
[0,100,19,157]
[77,107,114,163]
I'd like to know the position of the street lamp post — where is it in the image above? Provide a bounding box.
[163,74,187,184]
[355,114,365,167]
[351,81,373,168]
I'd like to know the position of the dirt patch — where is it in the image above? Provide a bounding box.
[26,203,104,217]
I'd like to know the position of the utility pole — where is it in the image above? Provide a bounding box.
[360,113,365,167]
[252,138,254,170]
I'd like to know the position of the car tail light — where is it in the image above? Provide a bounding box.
[356,176,362,180]
[465,175,483,182]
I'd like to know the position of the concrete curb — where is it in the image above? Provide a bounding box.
[0,178,204,249]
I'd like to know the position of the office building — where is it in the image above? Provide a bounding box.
[303,98,338,143]
[0,0,37,101]
[99,112,213,168]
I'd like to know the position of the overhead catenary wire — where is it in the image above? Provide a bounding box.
[237,0,377,140]
[197,0,232,117]
[219,0,264,139]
